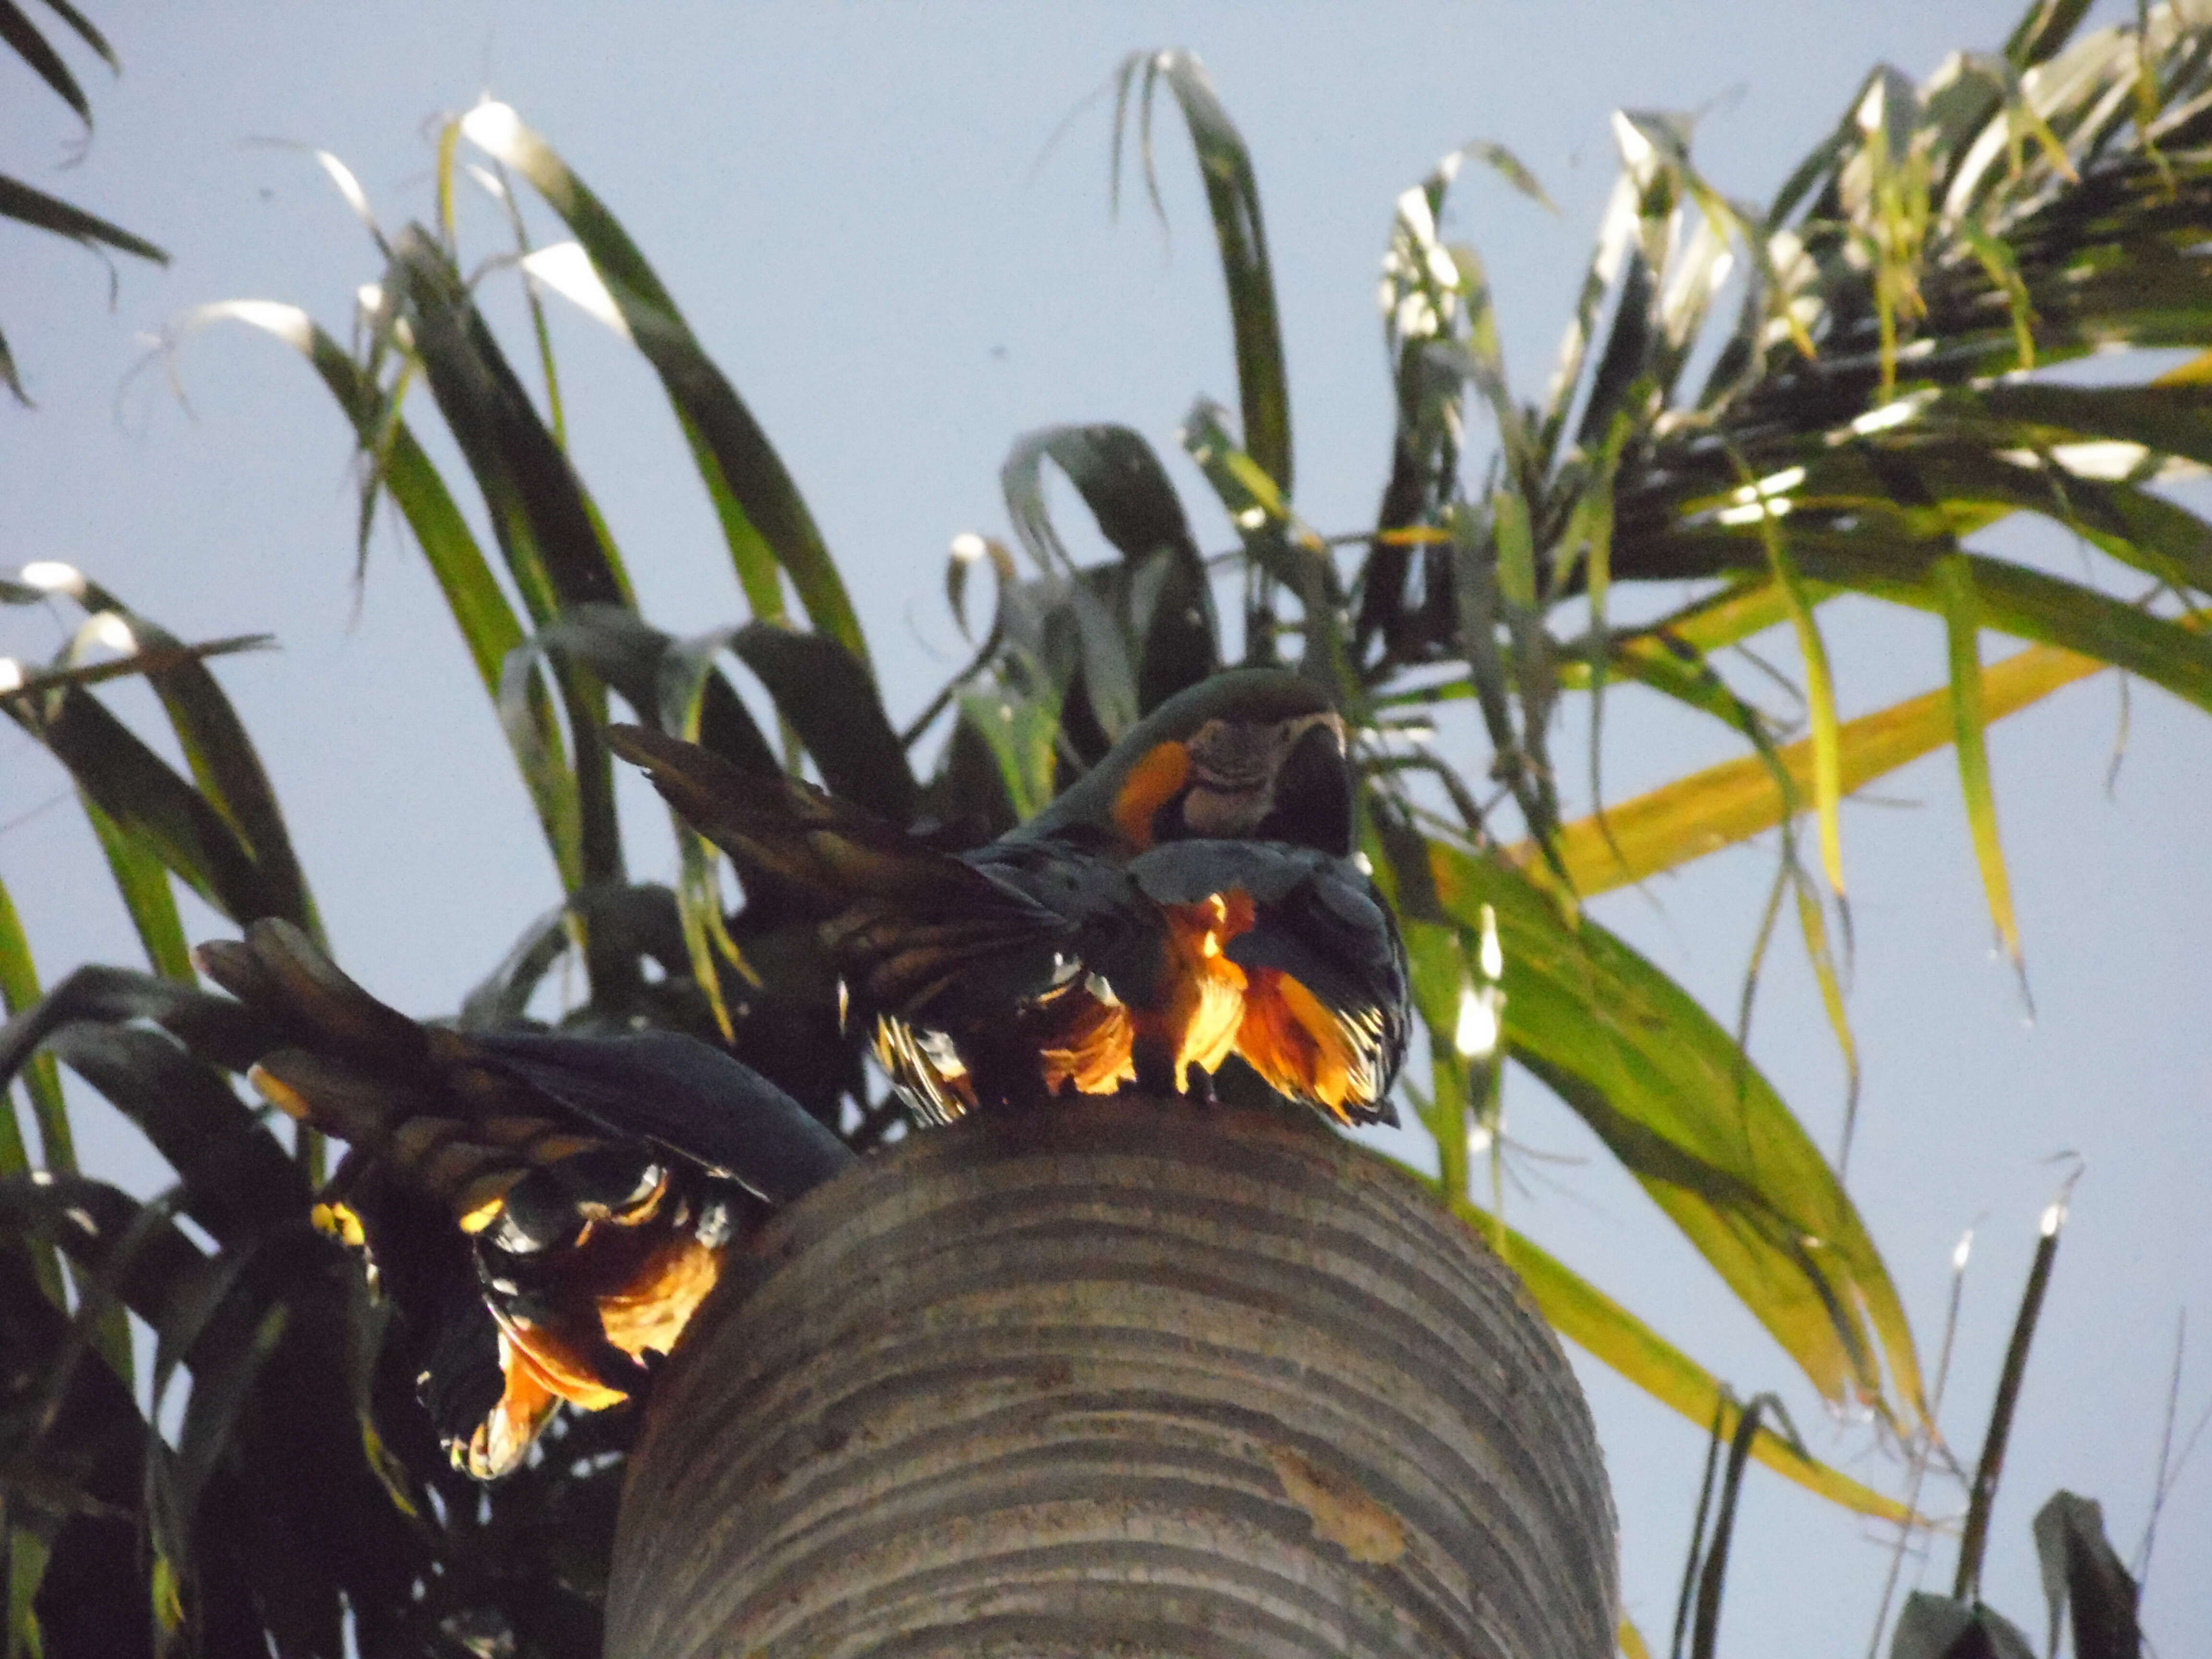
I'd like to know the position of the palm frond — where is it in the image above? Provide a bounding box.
[0,7,166,403]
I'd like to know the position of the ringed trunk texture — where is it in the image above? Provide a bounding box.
[607,1101,1617,1659]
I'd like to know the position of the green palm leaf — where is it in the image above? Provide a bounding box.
[1422,841,1924,1421]
[456,104,868,666]
[0,8,166,403]
[1114,51,1291,493]
[189,301,584,890]
[1440,1196,1911,1523]
[1519,638,2111,897]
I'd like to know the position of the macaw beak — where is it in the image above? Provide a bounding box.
[1248,718,1354,856]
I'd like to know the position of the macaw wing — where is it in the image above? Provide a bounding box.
[1130,840,1410,1125]
[1128,840,1401,1012]
[460,1030,852,1206]
[1226,865,1407,1025]
[197,919,843,1479]
[1124,837,1323,907]
[856,840,1169,1122]
[609,723,940,905]
[955,840,1170,1007]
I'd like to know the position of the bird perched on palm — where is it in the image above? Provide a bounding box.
[613,667,1409,1129]
[197,920,850,1478]
[204,669,1409,1479]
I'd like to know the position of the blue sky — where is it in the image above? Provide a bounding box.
[4,1,2208,1652]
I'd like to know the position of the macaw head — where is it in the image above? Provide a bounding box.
[1016,668,1353,857]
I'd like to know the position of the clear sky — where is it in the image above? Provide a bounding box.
[4,2,2207,1653]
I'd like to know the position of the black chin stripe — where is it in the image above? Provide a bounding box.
[1150,790,1189,847]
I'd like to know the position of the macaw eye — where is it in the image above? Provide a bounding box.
[1184,718,1274,788]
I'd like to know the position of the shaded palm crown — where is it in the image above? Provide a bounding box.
[0,1,2201,1654]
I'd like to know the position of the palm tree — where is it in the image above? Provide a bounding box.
[0,1,2193,1652]
[607,1105,1618,1659]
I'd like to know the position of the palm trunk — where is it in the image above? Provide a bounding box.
[606,1100,1617,1659]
